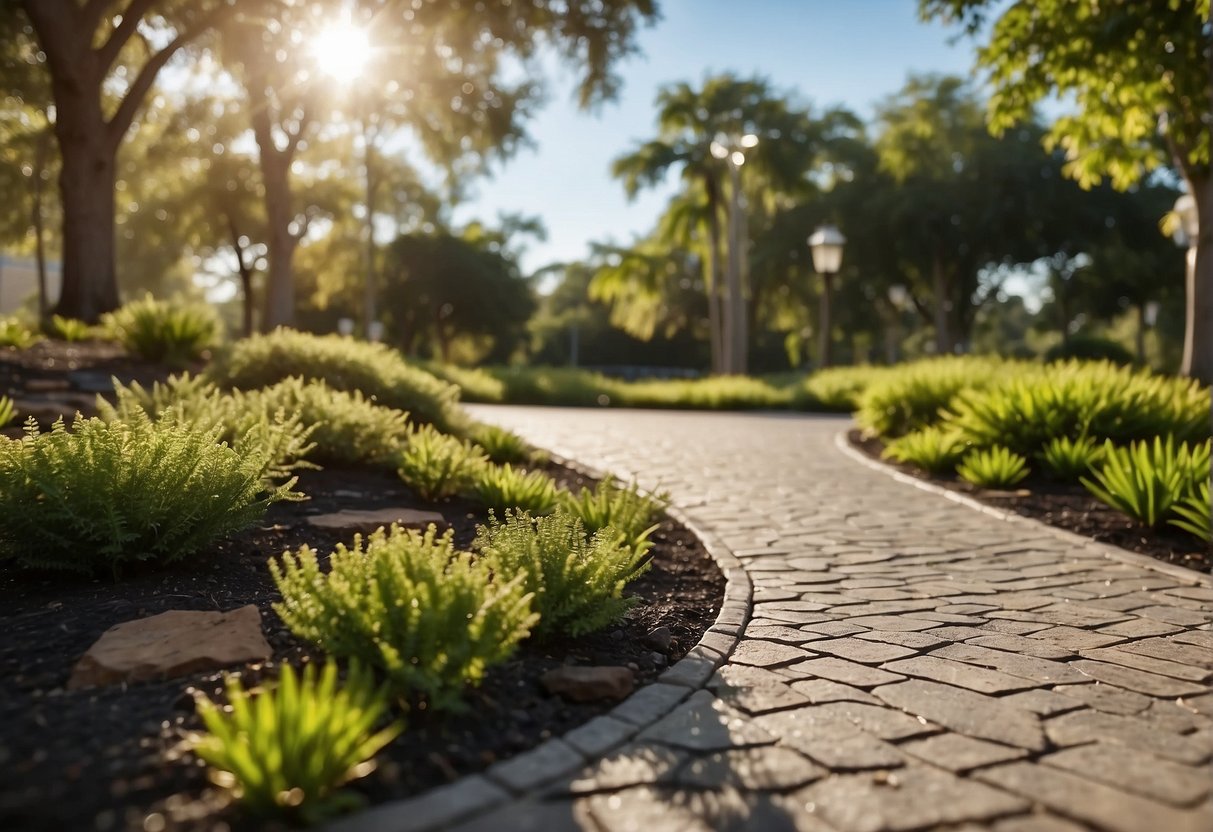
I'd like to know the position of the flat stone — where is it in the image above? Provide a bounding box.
[306,507,446,531]
[745,625,821,644]
[804,637,917,665]
[446,797,588,832]
[587,785,826,832]
[1043,743,1213,806]
[1000,688,1085,717]
[1099,618,1184,639]
[708,665,811,715]
[1081,647,1212,683]
[561,716,637,758]
[1175,630,1213,649]
[325,774,509,832]
[1029,626,1125,651]
[1044,710,1211,764]
[930,643,1090,685]
[797,764,1029,832]
[542,666,635,703]
[563,743,685,794]
[845,615,939,632]
[608,682,689,726]
[1119,636,1213,667]
[788,678,881,705]
[754,707,905,770]
[672,746,825,791]
[788,656,906,688]
[874,680,1046,750]
[880,656,1036,694]
[855,630,947,650]
[1052,682,1152,715]
[68,605,270,689]
[977,761,1211,832]
[637,689,776,752]
[486,739,585,794]
[900,733,1028,772]
[800,620,869,637]
[806,700,936,741]
[730,640,814,668]
[993,816,1090,832]
[1071,659,1209,697]
[1134,605,1213,627]
[967,634,1073,660]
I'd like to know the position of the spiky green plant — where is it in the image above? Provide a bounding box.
[190,661,401,822]
[882,426,968,474]
[46,315,92,342]
[102,294,220,366]
[957,446,1030,489]
[0,396,14,429]
[0,411,300,574]
[1082,437,1210,527]
[396,423,487,501]
[271,525,537,710]
[1171,482,1211,542]
[857,356,1008,437]
[474,509,651,638]
[1038,435,1104,481]
[468,463,560,514]
[559,476,668,555]
[0,317,40,349]
[469,423,532,464]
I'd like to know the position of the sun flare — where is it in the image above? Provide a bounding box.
[310,21,371,83]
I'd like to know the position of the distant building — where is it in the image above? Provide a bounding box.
[0,253,60,315]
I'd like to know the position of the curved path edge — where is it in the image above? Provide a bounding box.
[325,451,752,832]
[833,431,1213,588]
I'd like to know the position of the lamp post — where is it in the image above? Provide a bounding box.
[1173,193,1200,374]
[710,132,758,375]
[808,224,846,368]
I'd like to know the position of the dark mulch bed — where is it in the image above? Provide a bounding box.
[849,429,1212,575]
[0,344,725,832]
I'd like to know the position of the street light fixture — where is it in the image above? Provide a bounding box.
[808,224,846,368]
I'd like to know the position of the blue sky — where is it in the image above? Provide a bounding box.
[451,0,980,274]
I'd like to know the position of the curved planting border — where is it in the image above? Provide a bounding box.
[325,451,751,832]
[834,431,1213,587]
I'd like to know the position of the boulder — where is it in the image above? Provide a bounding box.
[541,666,635,702]
[68,605,271,690]
[306,507,446,531]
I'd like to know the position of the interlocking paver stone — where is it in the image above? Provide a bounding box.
[787,656,906,688]
[874,680,1046,750]
[880,655,1037,694]
[1070,658,1210,697]
[730,640,814,668]
[929,642,1091,685]
[803,637,917,664]
[637,689,776,752]
[708,665,811,715]
[900,733,1028,772]
[1042,743,1213,806]
[671,747,825,791]
[1044,709,1211,764]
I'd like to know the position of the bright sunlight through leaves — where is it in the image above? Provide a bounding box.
[310,20,371,83]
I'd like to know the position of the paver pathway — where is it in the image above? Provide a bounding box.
[466,408,1212,831]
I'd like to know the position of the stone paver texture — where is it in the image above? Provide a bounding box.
[467,407,1213,832]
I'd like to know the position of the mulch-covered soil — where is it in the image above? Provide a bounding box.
[849,428,1212,574]
[0,342,725,832]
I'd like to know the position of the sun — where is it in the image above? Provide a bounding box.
[310,20,371,83]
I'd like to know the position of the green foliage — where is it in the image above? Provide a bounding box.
[468,463,560,515]
[802,365,893,411]
[559,476,668,555]
[0,411,299,574]
[207,329,464,432]
[190,661,401,822]
[882,426,968,475]
[474,509,651,638]
[1082,437,1211,527]
[45,315,93,342]
[271,525,537,710]
[419,361,506,403]
[957,446,1029,489]
[1038,435,1105,481]
[470,423,532,464]
[858,357,1008,437]
[0,316,40,349]
[396,423,487,501]
[1171,482,1211,543]
[102,294,220,366]
[1044,336,1134,366]
[0,396,14,429]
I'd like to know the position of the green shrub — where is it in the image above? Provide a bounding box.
[1171,482,1211,542]
[857,356,1008,437]
[102,294,219,366]
[1038,435,1104,481]
[560,476,668,555]
[396,423,486,501]
[45,315,92,342]
[801,364,892,411]
[0,396,14,429]
[474,509,651,638]
[417,360,506,403]
[0,317,40,349]
[271,525,537,710]
[1044,336,1134,366]
[0,411,300,574]
[207,329,463,431]
[1082,437,1211,527]
[468,463,560,515]
[470,423,532,464]
[190,661,401,822]
[882,426,968,474]
[957,446,1030,489]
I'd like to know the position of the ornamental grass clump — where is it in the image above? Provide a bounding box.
[882,426,968,475]
[468,463,560,515]
[397,423,487,500]
[560,476,668,556]
[1081,437,1210,527]
[857,356,1008,438]
[45,314,92,342]
[957,446,1030,490]
[190,661,401,823]
[271,525,537,710]
[1171,482,1211,542]
[474,509,651,638]
[1038,435,1104,481]
[102,294,220,366]
[0,396,14,428]
[0,411,300,574]
[469,423,532,464]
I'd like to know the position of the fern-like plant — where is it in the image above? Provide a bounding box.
[1082,437,1210,527]
[271,525,537,710]
[1171,482,1212,542]
[0,396,14,429]
[468,463,560,514]
[0,317,40,348]
[102,294,219,366]
[882,426,968,474]
[190,661,401,822]
[46,315,92,342]
[396,423,486,500]
[474,510,651,638]
[0,412,300,574]
[1038,435,1104,481]
[469,423,532,464]
[957,446,1030,489]
[560,476,668,555]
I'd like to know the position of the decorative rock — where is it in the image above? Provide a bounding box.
[306,507,446,531]
[541,666,635,702]
[68,605,271,689]
[643,626,673,653]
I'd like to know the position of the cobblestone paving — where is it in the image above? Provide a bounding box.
[464,407,1213,832]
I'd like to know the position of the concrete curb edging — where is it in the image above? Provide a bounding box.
[324,449,751,832]
[833,430,1213,588]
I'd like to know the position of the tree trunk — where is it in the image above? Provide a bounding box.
[1181,173,1213,384]
[704,177,724,375]
[735,183,750,376]
[32,125,50,319]
[1135,302,1147,365]
[931,251,951,354]
[227,216,256,337]
[260,153,297,331]
[723,164,744,375]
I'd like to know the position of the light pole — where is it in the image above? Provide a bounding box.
[808,224,846,369]
[1172,193,1200,374]
[710,132,758,375]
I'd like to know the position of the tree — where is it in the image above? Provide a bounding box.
[921,0,1213,381]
